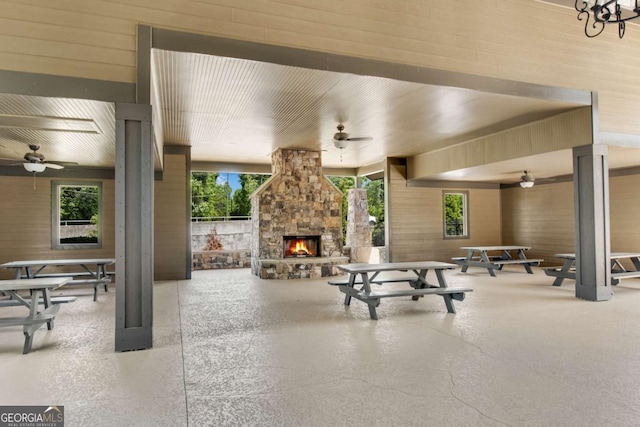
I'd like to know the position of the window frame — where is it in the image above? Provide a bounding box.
[442,190,469,239]
[51,180,103,250]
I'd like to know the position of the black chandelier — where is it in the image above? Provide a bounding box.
[575,0,640,38]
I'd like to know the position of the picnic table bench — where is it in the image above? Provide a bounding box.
[329,261,472,320]
[544,252,640,286]
[453,246,543,276]
[0,258,115,301]
[0,277,74,354]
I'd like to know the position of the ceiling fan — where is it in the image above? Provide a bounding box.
[332,124,373,149]
[520,170,535,188]
[0,144,68,173]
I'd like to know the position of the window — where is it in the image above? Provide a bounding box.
[443,191,468,239]
[52,181,102,249]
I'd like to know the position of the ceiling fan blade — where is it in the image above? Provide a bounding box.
[44,163,64,170]
[0,158,21,166]
[48,160,78,166]
[346,137,373,142]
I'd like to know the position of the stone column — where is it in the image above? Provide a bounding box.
[346,188,372,263]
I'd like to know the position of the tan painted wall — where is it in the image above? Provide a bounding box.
[2,1,640,134]
[0,175,115,280]
[500,181,575,266]
[610,174,640,254]
[154,152,189,280]
[387,160,501,263]
[0,152,189,281]
[501,173,640,268]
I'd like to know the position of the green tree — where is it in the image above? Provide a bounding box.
[191,172,216,218]
[59,186,98,221]
[444,193,464,236]
[191,172,233,218]
[231,174,270,216]
[363,178,385,246]
[328,176,355,244]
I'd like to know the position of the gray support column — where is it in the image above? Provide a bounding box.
[115,103,154,351]
[573,143,611,301]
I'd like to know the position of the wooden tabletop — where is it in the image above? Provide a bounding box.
[0,277,71,291]
[0,258,115,269]
[460,246,531,251]
[337,261,458,274]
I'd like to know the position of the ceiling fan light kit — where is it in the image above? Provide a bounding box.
[23,162,46,173]
[520,170,535,188]
[333,139,349,149]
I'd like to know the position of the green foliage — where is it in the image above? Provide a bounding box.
[364,178,384,222]
[328,176,355,244]
[59,186,98,221]
[371,221,385,247]
[444,193,465,236]
[363,178,385,246]
[231,174,270,216]
[191,172,234,218]
[88,214,99,238]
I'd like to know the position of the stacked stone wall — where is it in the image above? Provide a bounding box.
[251,148,347,278]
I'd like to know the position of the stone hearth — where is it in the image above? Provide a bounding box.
[251,148,348,279]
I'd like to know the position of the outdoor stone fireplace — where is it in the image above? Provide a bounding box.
[251,148,348,279]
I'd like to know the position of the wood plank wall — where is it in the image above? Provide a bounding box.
[154,153,189,280]
[501,174,640,268]
[387,160,501,263]
[501,181,575,266]
[0,175,115,280]
[2,1,640,134]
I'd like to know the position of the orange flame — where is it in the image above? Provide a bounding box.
[294,240,309,255]
[287,239,311,256]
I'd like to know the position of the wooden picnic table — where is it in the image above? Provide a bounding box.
[453,246,543,276]
[544,252,640,286]
[328,261,472,320]
[0,277,75,354]
[0,258,115,301]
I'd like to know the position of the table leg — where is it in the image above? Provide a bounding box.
[343,273,356,306]
[611,258,626,272]
[356,273,378,320]
[43,288,54,330]
[515,250,534,274]
[435,269,456,313]
[552,259,574,286]
[22,289,41,354]
[480,251,496,277]
[411,269,429,300]
[461,251,472,273]
[100,264,109,292]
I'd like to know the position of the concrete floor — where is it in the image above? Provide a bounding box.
[1,267,640,426]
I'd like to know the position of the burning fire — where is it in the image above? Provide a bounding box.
[293,240,310,255]
[288,239,311,257]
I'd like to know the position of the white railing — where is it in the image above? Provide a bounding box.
[191,216,251,222]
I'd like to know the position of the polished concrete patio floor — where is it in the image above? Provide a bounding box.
[1,267,640,426]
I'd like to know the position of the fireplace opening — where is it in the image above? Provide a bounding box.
[283,236,320,258]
